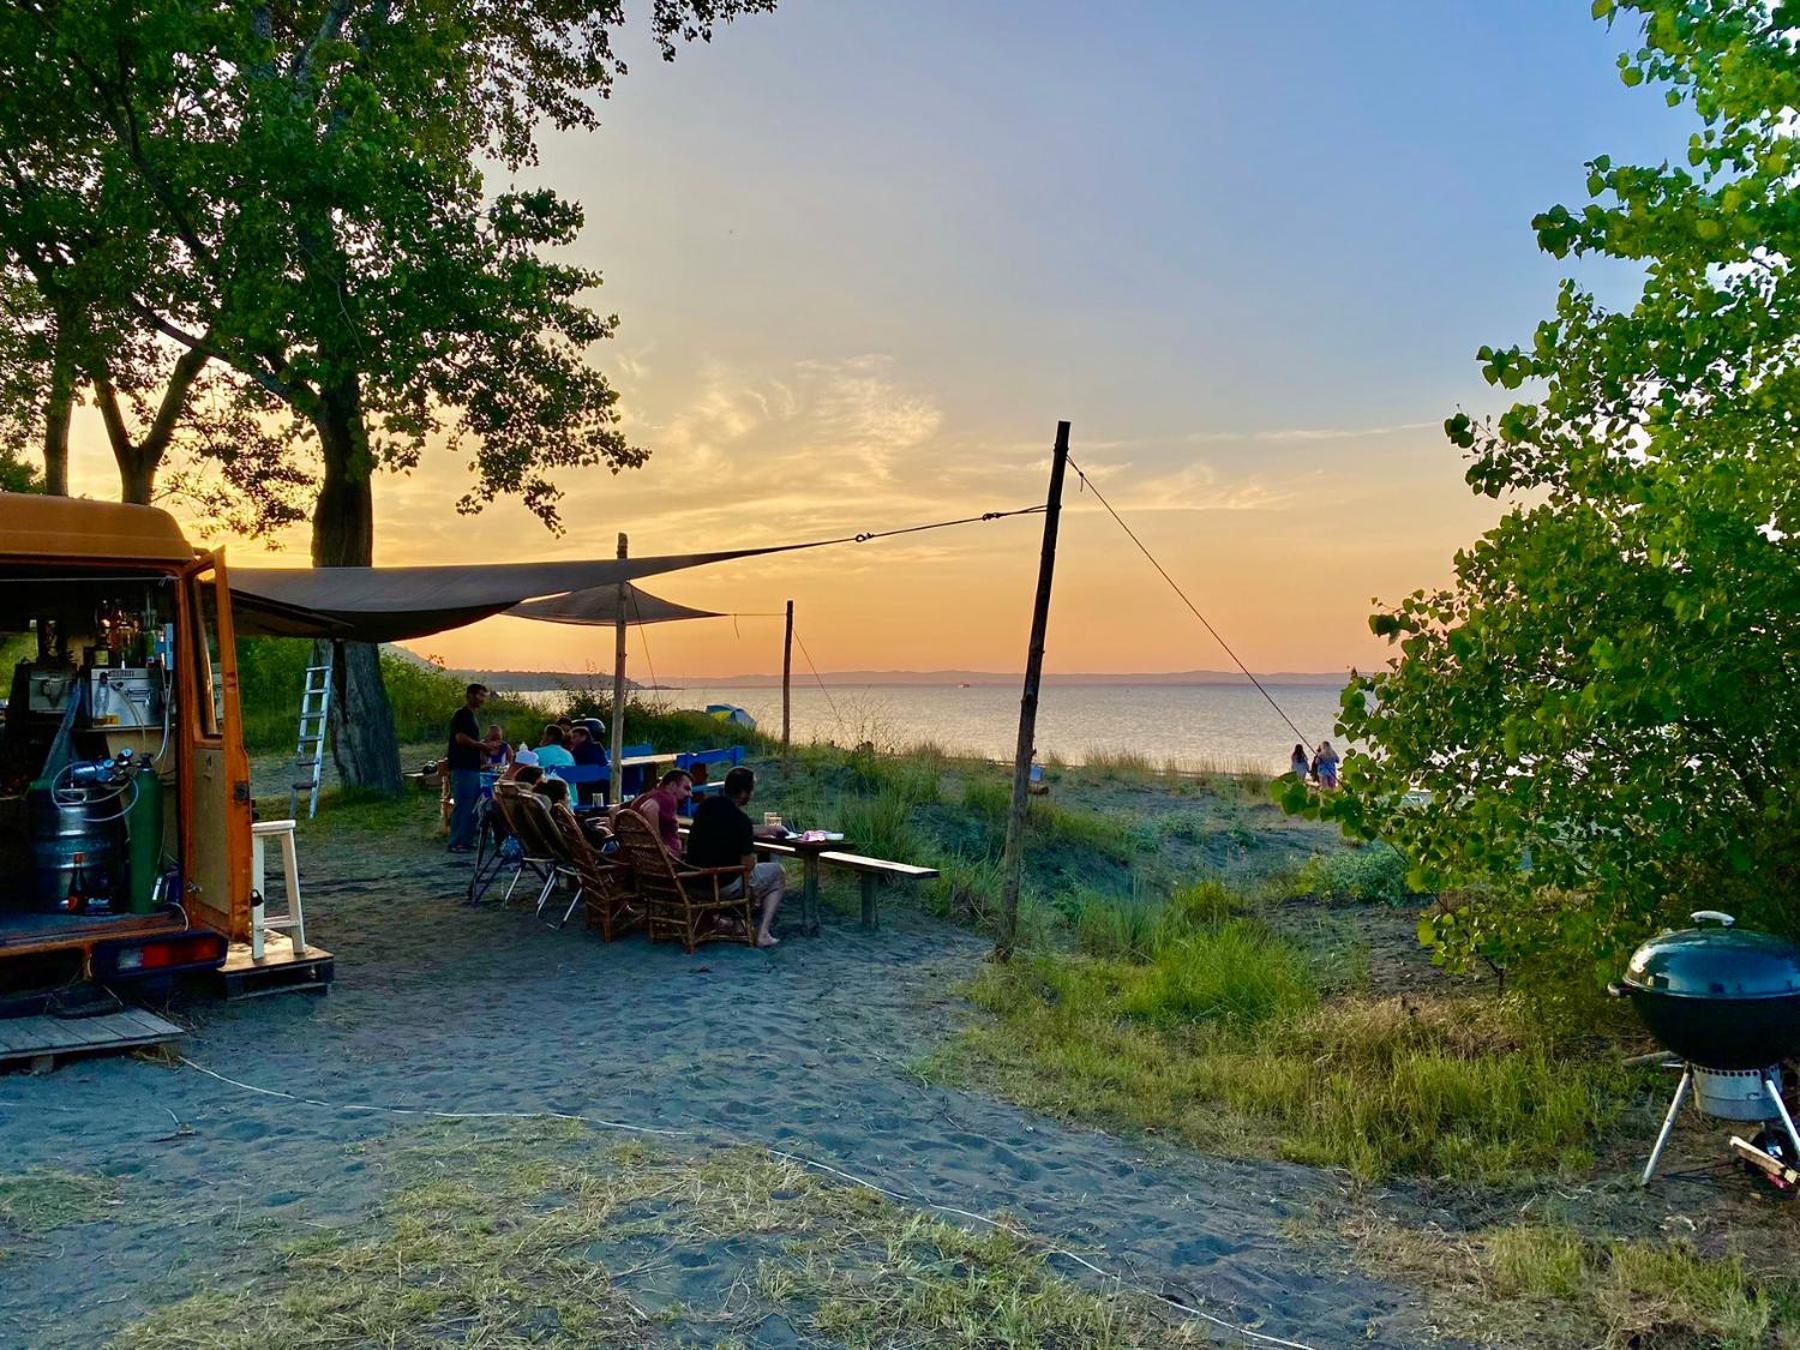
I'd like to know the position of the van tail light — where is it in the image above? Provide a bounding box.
[92,931,228,981]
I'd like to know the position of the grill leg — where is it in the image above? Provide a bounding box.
[1763,1071,1800,1160]
[1641,1065,1692,1186]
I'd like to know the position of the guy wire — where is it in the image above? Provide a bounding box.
[1066,455,1317,749]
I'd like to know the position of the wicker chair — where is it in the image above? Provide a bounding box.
[611,810,753,953]
[548,809,643,941]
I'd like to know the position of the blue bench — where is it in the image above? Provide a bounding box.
[676,747,746,798]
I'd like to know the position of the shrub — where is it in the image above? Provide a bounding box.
[835,787,922,864]
[1297,842,1411,905]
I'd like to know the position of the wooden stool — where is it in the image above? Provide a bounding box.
[251,819,307,959]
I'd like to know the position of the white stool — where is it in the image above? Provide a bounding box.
[251,819,306,960]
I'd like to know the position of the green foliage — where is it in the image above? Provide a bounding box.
[235,640,545,755]
[1292,1,1800,977]
[1295,843,1412,906]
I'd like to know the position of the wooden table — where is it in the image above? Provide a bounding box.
[770,835,848,937]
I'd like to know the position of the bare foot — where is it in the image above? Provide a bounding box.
[756,933,780,948]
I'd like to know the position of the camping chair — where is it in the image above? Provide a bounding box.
[611,810,753,953]
[490,782,561,912]
[548,809,642,941]
[464,792,521,905]
[508,790,587,928]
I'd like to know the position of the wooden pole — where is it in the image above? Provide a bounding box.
[782,599,794,755]
[996,421,1071,962]
[610,532,628,803]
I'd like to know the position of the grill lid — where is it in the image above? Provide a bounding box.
[1624,912,1800,1000]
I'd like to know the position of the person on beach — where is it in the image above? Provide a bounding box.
[534,723,575,772]
[446,683,489,852]
[624,768,692,856]
[1290,743,1310,782]
[1313,740,1340,790]
[686,766,788,947]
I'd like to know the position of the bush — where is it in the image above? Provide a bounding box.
[1297,842,1411,905]
[835,787,922,864]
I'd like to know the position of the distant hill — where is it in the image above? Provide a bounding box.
[423,660,1349,692]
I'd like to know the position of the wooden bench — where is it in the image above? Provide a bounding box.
[816,852,939,930]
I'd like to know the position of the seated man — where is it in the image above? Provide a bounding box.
[568,723,607,805]
[622,768,691,857]
[534,723,575,772]
[685,766,787,948]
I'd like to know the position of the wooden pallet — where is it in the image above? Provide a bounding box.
[213,933,334,1000]
[0,1007,184,1075]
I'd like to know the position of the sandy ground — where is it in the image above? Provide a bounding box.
[0,770,1450,1348]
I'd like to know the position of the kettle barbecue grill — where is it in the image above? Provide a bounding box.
[1615,911,1800,1185]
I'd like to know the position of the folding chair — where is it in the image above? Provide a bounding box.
[508,790,586,927]
[491,782,561,912]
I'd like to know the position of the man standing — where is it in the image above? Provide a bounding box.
[686,766,787,947]
[447,683,489,853]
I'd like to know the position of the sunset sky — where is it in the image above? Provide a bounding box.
[64,2,1683,679]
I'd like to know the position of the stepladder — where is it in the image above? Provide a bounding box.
[251,820,307,960]
[290,662,332,820]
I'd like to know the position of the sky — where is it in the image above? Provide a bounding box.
[66,1,1691,678]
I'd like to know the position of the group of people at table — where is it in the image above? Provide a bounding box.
[445,682,788,947]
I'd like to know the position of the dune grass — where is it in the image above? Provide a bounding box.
[116,1122,1196,1349]
[928,897,1649,1185]
[1350,1212,1800,1348]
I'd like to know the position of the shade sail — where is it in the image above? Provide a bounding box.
[229,549,763,641]
[509,585,720,627]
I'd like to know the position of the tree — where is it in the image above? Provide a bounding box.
[4,0,772,790]
[1282,0,1800,982]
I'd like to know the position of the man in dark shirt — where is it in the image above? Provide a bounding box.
[568,724,607,804]
[446,683,489,852]
[685,766,787,947]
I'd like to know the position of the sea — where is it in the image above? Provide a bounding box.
[516,682,1348,774]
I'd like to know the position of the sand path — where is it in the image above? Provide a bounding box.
[0,825,1438,1348]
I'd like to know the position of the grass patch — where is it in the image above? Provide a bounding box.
[0,1170,119,1238]
[116,1121,1196,1349]
[933,943,1646,1183]
[1350,1212,1800,1348]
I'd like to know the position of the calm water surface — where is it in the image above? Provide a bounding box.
[524,682,1348,774]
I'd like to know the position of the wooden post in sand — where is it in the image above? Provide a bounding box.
[782,599,794,756]
[610,532,628,803]
[996,421,1071,962]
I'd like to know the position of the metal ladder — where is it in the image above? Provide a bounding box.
[289,664,332,820]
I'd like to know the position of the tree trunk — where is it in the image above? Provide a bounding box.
[41,327,74,496]
[118,453,155,505]
[311,373,402,795]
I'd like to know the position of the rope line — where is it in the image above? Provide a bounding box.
[1066,455,1317,749]
[174,1056,1314,1349]
[625,585,661,698]
[791,627,844,736]
[832,504,1044,546]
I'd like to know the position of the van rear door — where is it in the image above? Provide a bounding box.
[179,552,252,941]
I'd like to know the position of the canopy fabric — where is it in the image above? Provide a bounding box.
[508,585,720,627]
[229,550,764,642]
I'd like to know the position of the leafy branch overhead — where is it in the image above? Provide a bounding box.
[1284,0,1800,979]
[0,0,773,529]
